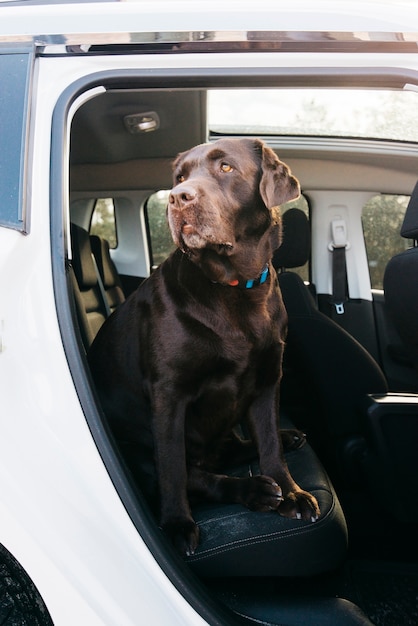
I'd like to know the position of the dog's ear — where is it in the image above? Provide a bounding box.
[257,140,300,208]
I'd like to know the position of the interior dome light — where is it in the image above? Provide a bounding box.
[123,111,160,134]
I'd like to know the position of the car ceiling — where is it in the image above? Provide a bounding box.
[70,89,207,165]
[69,87,418,195]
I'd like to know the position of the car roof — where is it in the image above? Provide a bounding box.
[1,0,418,45]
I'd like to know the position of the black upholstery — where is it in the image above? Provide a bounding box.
[275,210,388,480]
[400,181,418,239]
[185,424,348,577]
[274,207,311,269]
[384,182,418,374]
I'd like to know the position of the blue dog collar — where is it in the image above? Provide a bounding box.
[226,265,269,289]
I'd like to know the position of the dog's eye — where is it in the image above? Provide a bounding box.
[177,174,185,183]
[220,162,233,173]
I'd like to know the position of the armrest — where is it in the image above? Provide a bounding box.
[365,393,418,522]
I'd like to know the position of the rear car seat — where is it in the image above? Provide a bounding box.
[70,223,108,348]
[273,209,388,485]
[70,219,349,578]
[90,234,125,314]
[70,223,125,348]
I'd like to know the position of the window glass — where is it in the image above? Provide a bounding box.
[208,88,418,142]
[0,49,31,231]
[90,198,117,248]
[146,190,175,267]
[145,190,310,280]
[362,194,412,289]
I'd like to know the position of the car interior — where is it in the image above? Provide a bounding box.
[58,71,418,626]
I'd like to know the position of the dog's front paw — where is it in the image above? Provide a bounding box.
[241,475,284,512]
[161,518,200,557]
[279,488,320,522]
[280,428,307,451]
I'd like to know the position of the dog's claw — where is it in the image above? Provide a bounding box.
[240,475,284,511]
[280,429,307,451]
[278,488,320,522]
[161,518,200,557]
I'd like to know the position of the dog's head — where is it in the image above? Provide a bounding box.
[168,138,300,283]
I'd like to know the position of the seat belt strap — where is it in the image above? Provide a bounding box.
[329,218,349,315]
[332,247,347,314]
[91,253,111,317]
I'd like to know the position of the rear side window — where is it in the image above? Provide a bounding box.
[89,198,117,248]
[145,190,175,268]
[362,194,412,290]
[0,48,32,231]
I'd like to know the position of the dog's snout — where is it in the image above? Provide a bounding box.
[169,185,197,210]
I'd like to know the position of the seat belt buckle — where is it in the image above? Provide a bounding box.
[334,302,345,315]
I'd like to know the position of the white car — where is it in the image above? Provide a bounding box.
[1,1,418,624]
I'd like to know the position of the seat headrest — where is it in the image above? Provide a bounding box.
[70,223,98,289]
[273,208,310,269]
[401,181,418,240]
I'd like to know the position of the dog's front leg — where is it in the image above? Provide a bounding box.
[152,395,200,556]
[247,385,320,522]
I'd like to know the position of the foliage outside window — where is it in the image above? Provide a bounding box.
[362,194,412,290]
[208,88,418,143]
[146,190,176,267]
[90,198,117,248]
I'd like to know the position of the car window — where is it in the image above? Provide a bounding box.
[208,88,418,142]
[145,190,176,268]
[89,198,117,248]
[145,189,310,279]
[0,48,32,231]
[362,194,412,290]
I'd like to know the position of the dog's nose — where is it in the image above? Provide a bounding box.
[169,185,197,210]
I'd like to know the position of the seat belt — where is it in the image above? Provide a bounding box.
[329,218,349,315]
[91,253,111,317]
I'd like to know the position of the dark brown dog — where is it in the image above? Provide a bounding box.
[88,138,320,556]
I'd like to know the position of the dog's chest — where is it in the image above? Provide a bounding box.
[181,306,282,449]
[176,294,282,388]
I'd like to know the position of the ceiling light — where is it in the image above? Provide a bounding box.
[123,111,160,134]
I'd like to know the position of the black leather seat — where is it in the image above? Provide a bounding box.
[185,417,348,577]
[384,181,418,375]
[274,209,388,483]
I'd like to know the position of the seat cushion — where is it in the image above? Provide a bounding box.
[185,427,348,577]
